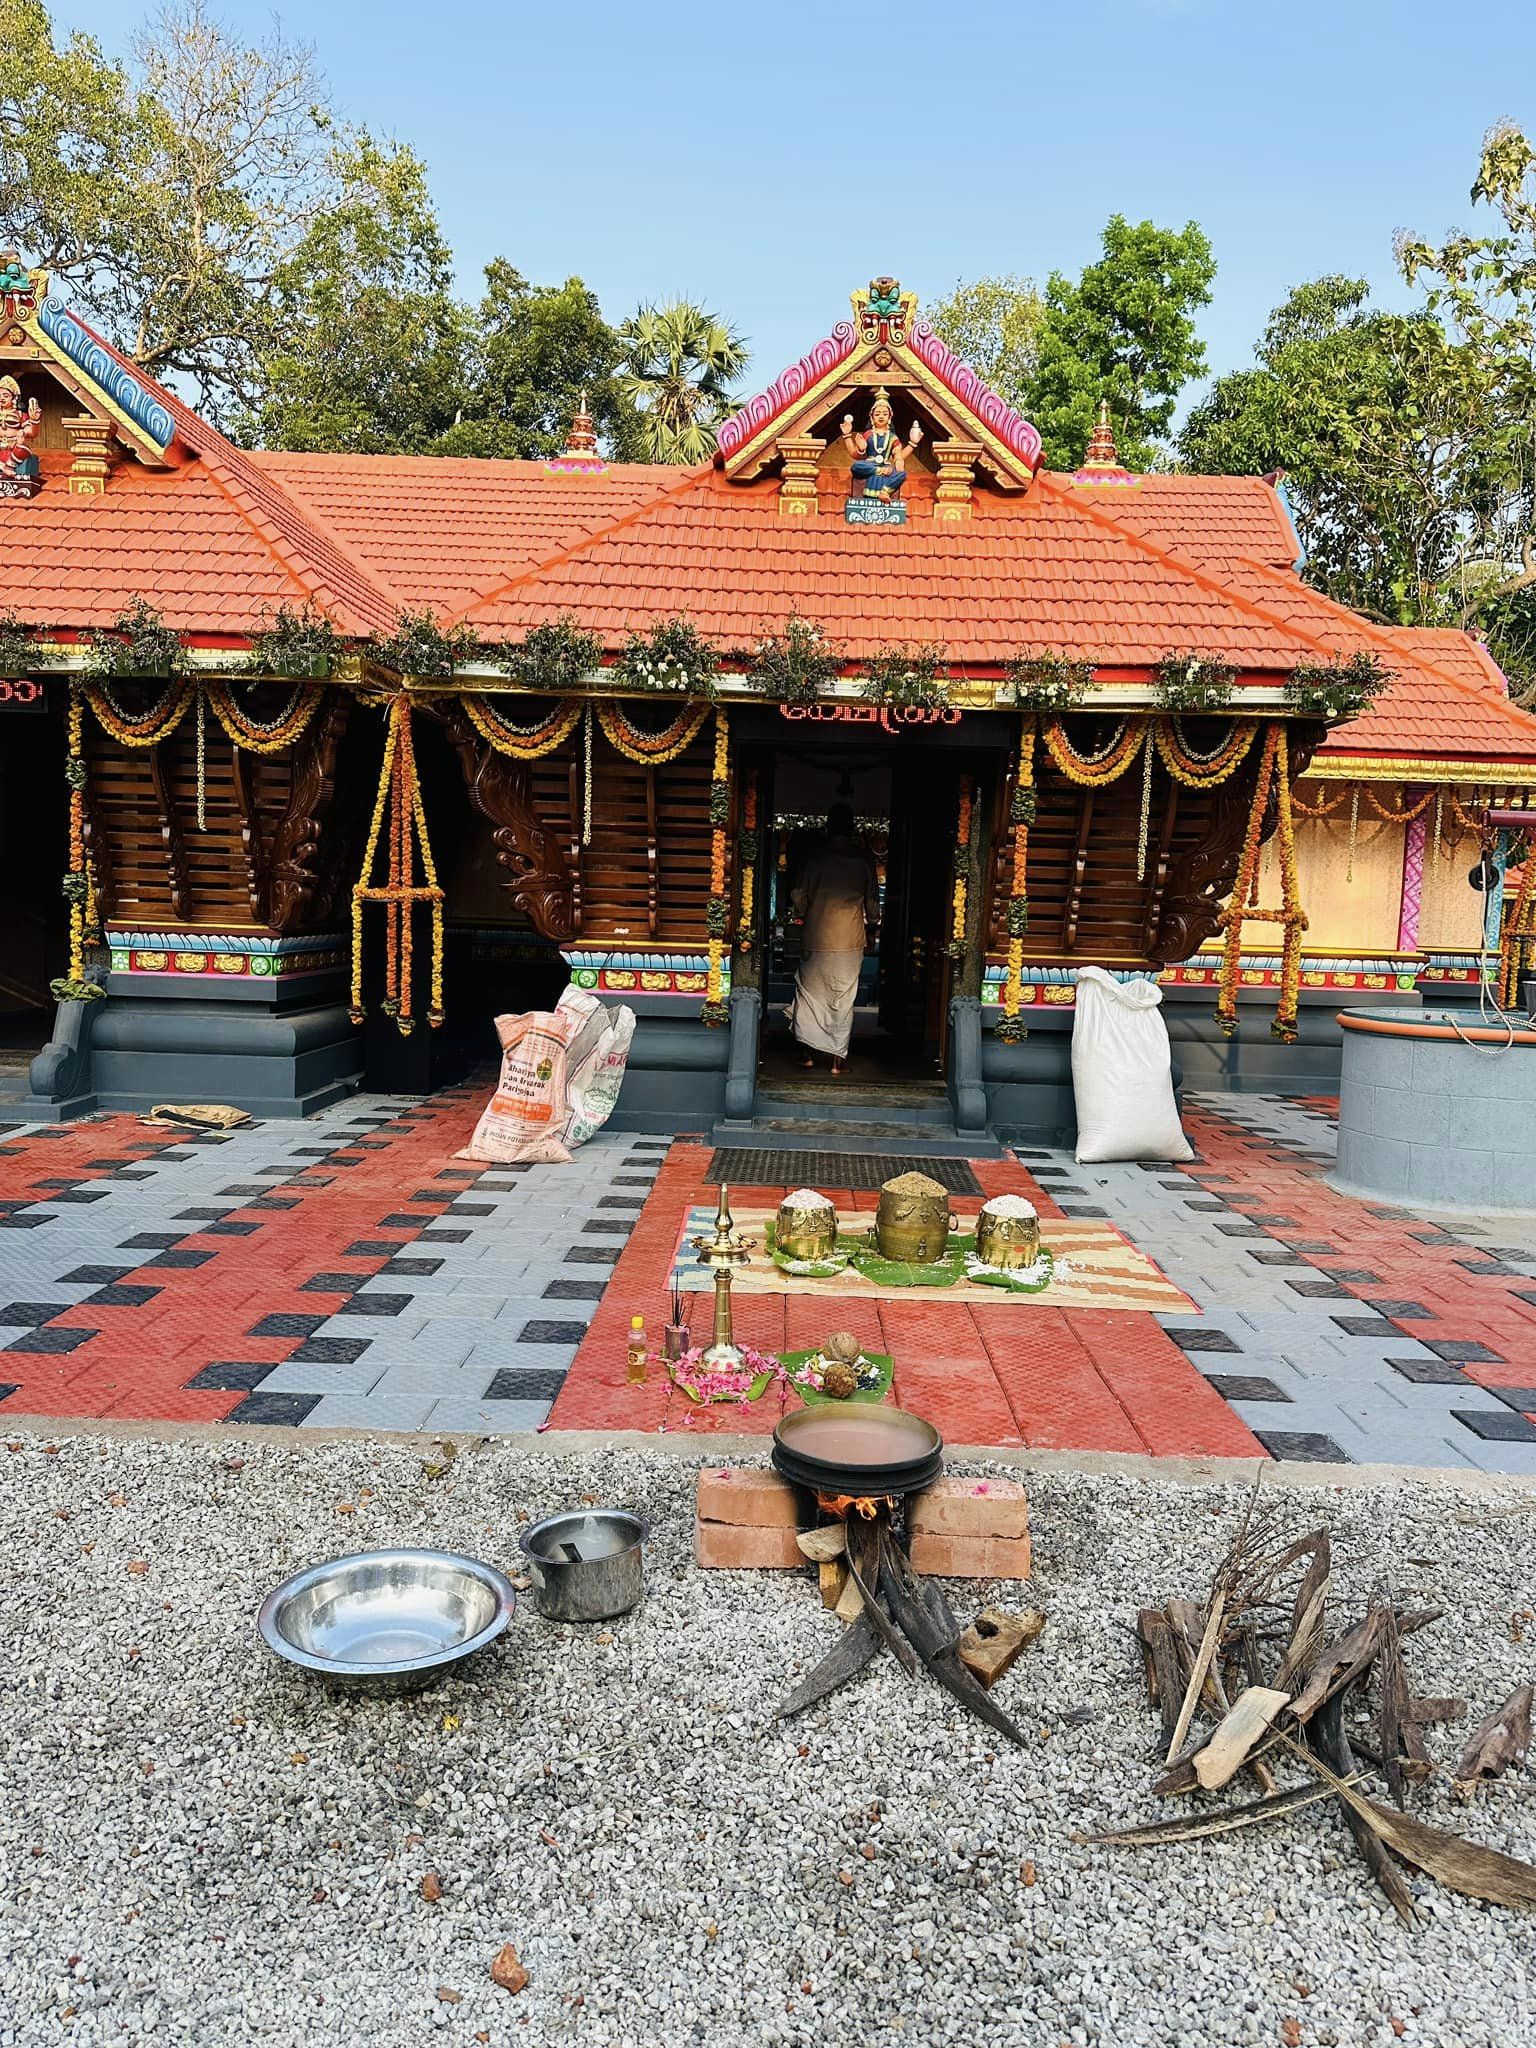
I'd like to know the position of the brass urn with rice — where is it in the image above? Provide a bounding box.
[776,1188,839,1262]
[974,1193,1041,1271]
[873,1170,957,1264]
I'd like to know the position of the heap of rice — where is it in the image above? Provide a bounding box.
[882,1171,947,1196]
[782,1189,834,1209]
[980,1193,1037,1220]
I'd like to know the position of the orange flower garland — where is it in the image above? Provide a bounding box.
[1042,716,1145,786]
[462,692,582,759]
[948,777,974,959]
[350,696,445,1035]
[998,718,1035,1040]
[737,772,757,954]
[52,685,104,1002]
[1215,723,1308,1043]
[83,677,194,746]
[1152,718,1258,788]
[702,706,731,1024]
[1498,838,1536,1008]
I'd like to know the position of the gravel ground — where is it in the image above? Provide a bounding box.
[2,1430,1534,2048]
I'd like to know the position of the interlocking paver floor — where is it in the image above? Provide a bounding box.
[0,1085,1533,1467]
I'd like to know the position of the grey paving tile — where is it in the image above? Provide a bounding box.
[301,1392,430,1431]
[420,1396,549,1432]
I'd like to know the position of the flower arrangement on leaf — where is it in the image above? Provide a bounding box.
[666,1343,785,1406]
[618,617,719,697]
[84,597,186,678]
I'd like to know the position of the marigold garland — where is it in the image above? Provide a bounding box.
[1498,838,1536,1008]
[83,677,194,746]
[1289,784,1349,821]
[1215,722,1308,1044]
[462,692,583,759]
[1363,785,1434,825]
[999,718,1035,1038]
[350,696,445,1035]
[206,680,325,754]
[596,698,712,763]
[948,777,974,960]
[1042,716,1145,786]
[702,706,731,1025]
[51,685,104,1003]
[737,773,758,954]
[1153,718,1258,789]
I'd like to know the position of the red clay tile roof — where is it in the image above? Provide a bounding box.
[9,295,1536,772]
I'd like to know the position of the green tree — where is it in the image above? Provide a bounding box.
[1180,277,1506,629]
[244,133,469,453]
[430,261,639,461]
[1026,215,1216,470]
[618,299,749,464]
[925,272,1044,409]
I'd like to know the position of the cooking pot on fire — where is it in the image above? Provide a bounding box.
[771,1404,944,1497]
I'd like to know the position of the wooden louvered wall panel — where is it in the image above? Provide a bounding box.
[86,722,294,929]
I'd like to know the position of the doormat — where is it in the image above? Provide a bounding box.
[670,1204,1196,1315]
[705,1149,982,1196]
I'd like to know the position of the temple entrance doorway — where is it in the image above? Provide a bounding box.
[752,732,970,1105]
[0,683,67,1098]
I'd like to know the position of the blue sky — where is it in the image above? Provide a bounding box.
[63,0,1536,406]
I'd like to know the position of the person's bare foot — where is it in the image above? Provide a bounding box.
[830,1058,844,1076]
[800,1053,815,1069]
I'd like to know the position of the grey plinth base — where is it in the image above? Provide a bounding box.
[981,1012,1078,1145]
[1163,986,1419,1097]
[24,974,363,1122]
[603,1011,731,1135]
[1330,1006,1536,1213]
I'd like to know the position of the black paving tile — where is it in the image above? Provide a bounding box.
[1481,1246,1536,1261]
[1408,1229,1461,1245]
[476,1176,528,1190]
[109,1169,154,1182]
[543,1278,606,1300]
[202,1220,262,1237]
[344,1239,411,1256]
[1253,1429,1353,1463]
[141,1249,216,1269]
[0,1302,70,1325]
[290,1337,373,1365]
[1423,1338,1505,1364]
[118,1233,184,1251]
[1245,1214,1299,1227]
[444,1201,494,1216]
[248,1195,301,1212]
[219,1184,275,1197]
[380,1257,443,1277]
[298,1273,365,1294]
[51,1190,113,1205]
[1370,1300,1432,1320]
[1182,1200,1231,1213]
[185,1360,274,1391]
[5,1327,95,1354]
[35,1177,82,1190]
[614,1176,657,1189]
[1516,1291,1536,1310]
[1332,1316,1391,1337]
[435,1168,480,1182]
[0,1384,17,1404]
[565,1247,620,1264]
[378,1213,428,1229]
[1205,1374,1291,1402]
[84,1284,162,1308]
[57,1266,134,1286]
[248,1313,327,1340]
[582,1220,631,1235]
[0,1214,52,1228]
[1387,1355,1469,1384]
[1489,1386,1536,1413]
[1214,1224,1269,1238]
[1165,1327,1242,1354]
[226,1392,320,1426]
[333,1293,414,1317]
[1246,1249,1307,1266]
[1059,1205,1110,1218]
[1453,1259,1521,1277]
[1326,1269,1381,1285]
[417,1228,471,1244]
[1452,1409,1536,1443]
[408,1191,452,1205]
[1284,1278,1352,1299]
[598,1197,645,1212]
[518,1319,588,1344]
[484,1367,567,1402]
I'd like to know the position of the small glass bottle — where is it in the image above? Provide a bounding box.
[625,1313,648,1385]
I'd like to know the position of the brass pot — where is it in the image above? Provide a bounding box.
[974,1200,1041,1271]
[776,1194,838,1262]
[873,1176,957,1264]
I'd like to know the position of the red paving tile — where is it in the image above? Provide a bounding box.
[548,1146,1266,1457]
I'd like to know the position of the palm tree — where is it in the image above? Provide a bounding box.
[618,300,749,464]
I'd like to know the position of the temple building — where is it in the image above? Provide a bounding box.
[3,266,1535,1143]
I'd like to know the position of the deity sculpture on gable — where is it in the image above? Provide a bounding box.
[0,375,41,497]
[840,388,923,502]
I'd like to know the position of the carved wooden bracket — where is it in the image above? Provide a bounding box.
[267,693,349,933]
[442,703,576,941]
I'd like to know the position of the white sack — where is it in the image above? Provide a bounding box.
[1071,966,1192,1164]
[560,989,635,1150]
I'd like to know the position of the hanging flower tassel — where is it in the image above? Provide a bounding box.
[582,700,594,847]
[194,682,207,831]
[1498,834,1536,1009]
[1215,723,1309,1044]
[350,695,445,1035]
[1346,783,1359,882]
[948,776,974,960]
[998,717,1035,1043]
[51,684,105,1004]
[702,706,731,1025]
[1136,722,1155,882]
[737,771,758,954]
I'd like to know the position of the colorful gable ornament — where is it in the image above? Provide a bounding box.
[0,249,41,327]
[716,274,1042,523]
[1071,399,1138,489]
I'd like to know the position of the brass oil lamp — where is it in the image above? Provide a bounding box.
[690,1184,756,1370]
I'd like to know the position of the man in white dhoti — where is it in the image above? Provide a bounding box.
[788,803,880,1074]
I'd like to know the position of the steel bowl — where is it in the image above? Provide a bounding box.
[519,1509,649,1622]
[257,1548,517,1695]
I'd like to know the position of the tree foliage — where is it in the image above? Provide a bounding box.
[925,272,1043,410]
[926,220,1215,471]
[617,300,748,464]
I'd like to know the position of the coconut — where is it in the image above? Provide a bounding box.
[822,1330,862,1363]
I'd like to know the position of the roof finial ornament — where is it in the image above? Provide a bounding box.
[546,389,606,475]
[1071,396,1138,488]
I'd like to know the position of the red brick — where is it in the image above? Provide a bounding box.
[696,1466,800,1529]
[909,1529,1032,1579]
[694,1517,804,1569]
[908,1475,1029,1541]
